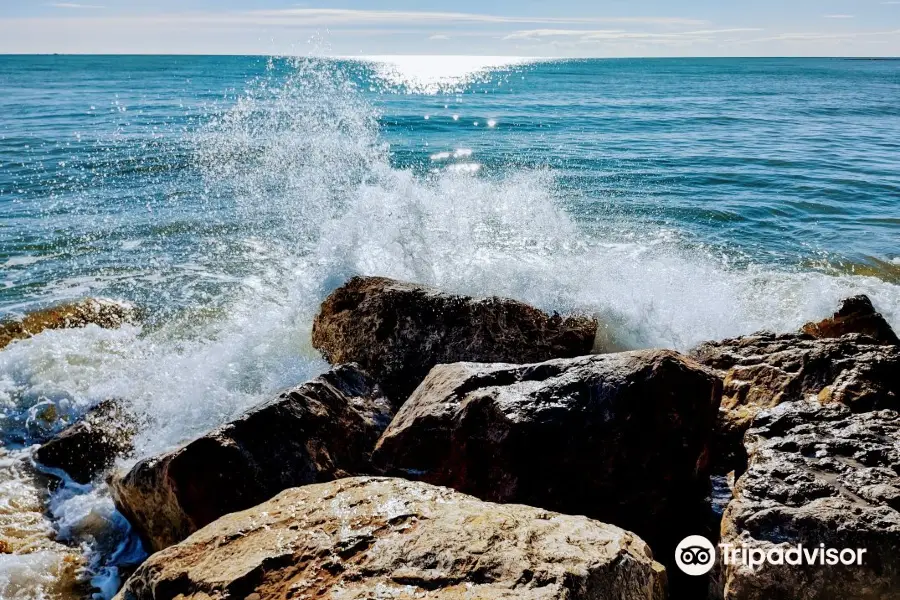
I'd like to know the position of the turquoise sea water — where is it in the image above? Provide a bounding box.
[0,55,899,598]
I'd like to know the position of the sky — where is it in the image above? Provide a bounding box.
[1,1,899,56]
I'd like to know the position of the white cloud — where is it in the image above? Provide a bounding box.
[504,28,763,42]
[429,34,451,41]
[238,9,706,27]
[738,29,900,43]
[824,14,855,19]
[50,3,104,7]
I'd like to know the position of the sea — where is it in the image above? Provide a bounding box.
[0,55,899,599]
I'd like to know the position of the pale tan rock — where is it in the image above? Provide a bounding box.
[115,477,667,600]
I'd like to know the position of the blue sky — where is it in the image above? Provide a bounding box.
[1,1,898,56]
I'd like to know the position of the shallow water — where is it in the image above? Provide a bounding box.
[0,55,898,598]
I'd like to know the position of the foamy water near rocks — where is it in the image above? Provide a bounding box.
[114,477,667,600]
[312,276,599,406]
[0,300,144,600]
[0,449,85,600]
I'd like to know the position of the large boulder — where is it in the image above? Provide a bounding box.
[692,333,900,473]
[801,295,898,345]
[35,399,138,484]
[720,401,900,599]
[0,298,139,350]
[109,365,392,553]
[114,477,668,600]
[312,276,599,405]
[372,350,722,558]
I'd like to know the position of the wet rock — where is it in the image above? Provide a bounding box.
[312,276,599,406]
[35,399,138,484]
[692,333,900,473]
[109,365,392,553]
[801,295,898,345]
[372,349,722,559]
[114,477,667,600]
[720,401,900,599]
[0,298,140,350]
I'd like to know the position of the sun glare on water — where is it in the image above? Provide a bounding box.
[344,55,535,94]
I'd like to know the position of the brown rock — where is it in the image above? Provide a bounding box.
[720,401,900,599]
[0,298,139,350]
[114,477,668,600]
[35,399,138,484]
[692,333,900,474]
[372,350,722,560]
[801,295,899,345]
[312,276,599,405]
[109,365,392,553]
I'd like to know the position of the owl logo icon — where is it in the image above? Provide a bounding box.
[675,535,717,576]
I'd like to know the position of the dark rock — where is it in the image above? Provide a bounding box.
[692,333,900,474]
[720,401,900,599]
[109,365,392,553]
[312,276,599,406]
[34,399,138,484]
[114,477,668,600]
[801,295,898,345]
[372,349,722,562]
[0,298,140,350]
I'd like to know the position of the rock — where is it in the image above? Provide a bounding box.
[372,349,722,559]
[0,298,140,350]
[109,365,392,553]
[692,333,900,474]
[719,401,900,599]
[801,295,898,345]
[34,399,138,484]
[312,276,599,406]
[114,477,668,600]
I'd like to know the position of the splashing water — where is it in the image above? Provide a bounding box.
[1,56,899,598]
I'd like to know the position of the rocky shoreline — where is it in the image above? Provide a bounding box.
[5,277,900,599]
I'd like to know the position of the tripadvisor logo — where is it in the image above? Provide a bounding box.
[675,536,717,576]
[675,535,868,576]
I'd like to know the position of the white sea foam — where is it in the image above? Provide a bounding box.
[1,56,899,599]
[0,449,83,600]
